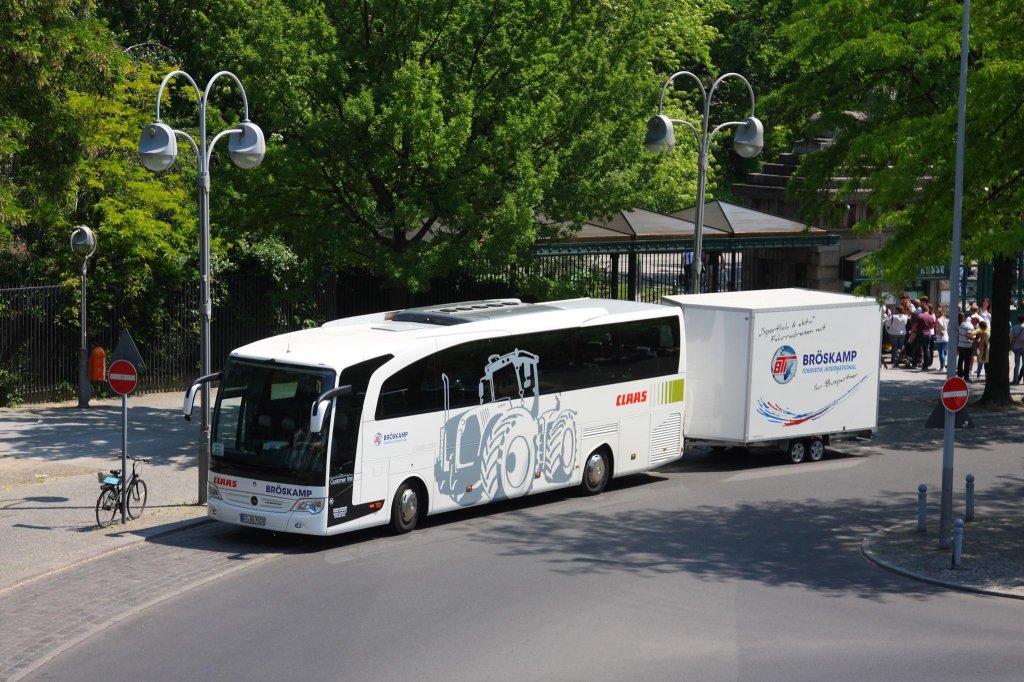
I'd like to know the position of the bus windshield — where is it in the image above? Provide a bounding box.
[211,359,336,486]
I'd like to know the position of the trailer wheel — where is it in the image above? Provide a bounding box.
[786,440,806,464]
[807,438,825,462]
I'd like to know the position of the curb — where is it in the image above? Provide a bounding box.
[861,527,1024,601]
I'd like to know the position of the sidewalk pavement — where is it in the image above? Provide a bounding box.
[860,363,1024,600]
[0,391,208,592]
[1,365,1023,598]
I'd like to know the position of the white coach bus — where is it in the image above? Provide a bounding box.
[183,298,686,536]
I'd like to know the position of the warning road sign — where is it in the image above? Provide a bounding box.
[941,376,969,412]
[108,359,138,396]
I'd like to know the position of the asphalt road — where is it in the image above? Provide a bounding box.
[27,417,1024,682]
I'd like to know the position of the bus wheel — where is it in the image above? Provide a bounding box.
[787,440,806,464]
[390,481,421,534]
[581,449,610,495]
[808,438,825,462]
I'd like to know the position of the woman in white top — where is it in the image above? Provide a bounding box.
[884,303,909,366]
[935,306,949,371]
[979,297,992,324]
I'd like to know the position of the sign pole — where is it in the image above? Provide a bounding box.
[121,393,128,524]
[940,0,971,550]
[108,354,139,525]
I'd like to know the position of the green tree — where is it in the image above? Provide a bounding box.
[708,0,796,188]
[2,0,203,378]
[770,0,1024,407]
[0,0,118,260]
[132,0,719,303]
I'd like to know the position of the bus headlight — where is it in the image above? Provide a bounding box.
[208,482,223,500]
[291,498,325,514]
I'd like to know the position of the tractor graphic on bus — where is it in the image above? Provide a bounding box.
[436,349,579,505]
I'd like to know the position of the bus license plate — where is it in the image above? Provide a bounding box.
[239,513,266,527]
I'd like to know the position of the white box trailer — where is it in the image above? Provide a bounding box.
[662,288,881,463]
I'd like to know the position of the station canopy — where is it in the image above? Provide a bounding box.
[536,200,834,255]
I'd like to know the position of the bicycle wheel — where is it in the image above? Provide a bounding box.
[96,488,119,528]
[126,478,148,519]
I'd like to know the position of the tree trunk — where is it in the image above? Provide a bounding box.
[977,255,1014,407]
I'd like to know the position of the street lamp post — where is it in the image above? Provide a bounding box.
[70,226,97,408]
[139,71,265,504]
[645,71,764,294]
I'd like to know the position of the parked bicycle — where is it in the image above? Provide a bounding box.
[95,455,149,528]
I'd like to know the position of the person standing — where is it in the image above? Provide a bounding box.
[1011,314,1024,384]
[884,303,909,367]
[973,319,990,380]
[956,311,975,381]
[979,298,992,325]
[935,306,949,371]
[915,303,936,369]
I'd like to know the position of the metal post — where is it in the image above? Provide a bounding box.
[198,168,211,505]
[940,0,971,549]
[121,394,128,524]
[951,518,964,568]
[141,71,262,507]
[917,484,927,532]
[691,146,708,294]
[77,260,91,408]
[610,254,620,299]
[965,474,975,522]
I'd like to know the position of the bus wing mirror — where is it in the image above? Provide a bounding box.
[310,385,353,433]
[183,372,222,421]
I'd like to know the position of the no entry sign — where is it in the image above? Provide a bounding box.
[108,359,138,396]
[941,376,969,412]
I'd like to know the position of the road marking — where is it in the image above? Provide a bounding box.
[723,457,864,482]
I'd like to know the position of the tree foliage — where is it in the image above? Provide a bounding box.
[769,0,1024,405]
[1,1,197,295]
[154,0,720,295]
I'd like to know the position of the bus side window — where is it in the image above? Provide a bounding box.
[574,325,620,387]
[376,355,439,419]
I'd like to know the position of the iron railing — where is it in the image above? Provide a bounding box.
[4,251,1016,405]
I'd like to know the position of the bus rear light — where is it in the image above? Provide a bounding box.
[369,502,383,511]
[466,485,473,492]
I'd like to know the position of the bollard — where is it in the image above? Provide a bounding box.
[951,518,964,568]
[965,474,975,522]
[917,484,927,532]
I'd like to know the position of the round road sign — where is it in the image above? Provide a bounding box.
[108,359,138,395]
[941,376,969,412]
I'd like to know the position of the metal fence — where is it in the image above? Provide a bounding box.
[0,285,78,404]
[5,250,1015,405]
[0,254,768,405]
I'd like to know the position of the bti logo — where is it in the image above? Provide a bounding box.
[771,345,798,384]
